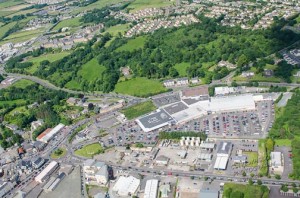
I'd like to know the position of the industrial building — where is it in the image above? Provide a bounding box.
[112,176,140,197]
[35,161,59,183]
[37,123,65,143]
[0,181,14,198]
[214,142,232,170]
[144,179,159,198]
[155,155,170,166]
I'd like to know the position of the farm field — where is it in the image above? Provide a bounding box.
[53,17,82,31]
[127,0,174,12]
[174,62,190,76]
[0,0,25,9]
[74,143,104,158]
[114,77,167,97]
[104,23,130,36]
[0,22,17,39]
[77,58,106,82]
[121,101,156,120]
[116,36,146,52]
[1,28,44,45]
[71,0,124,14]
[24,51,71,74]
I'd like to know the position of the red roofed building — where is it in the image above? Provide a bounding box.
[36,128,52,142]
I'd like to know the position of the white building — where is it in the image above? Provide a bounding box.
[144,179,159,198]
[83,159,108,186]
[112,176,140,197]
[270,152,283,175]
[38,123,64,143]
[35,161,59,183]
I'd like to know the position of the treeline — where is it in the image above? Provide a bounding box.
[159,131,207,140]
[269,90,300,139]
[72,0,97,7]
[21,4,47,10]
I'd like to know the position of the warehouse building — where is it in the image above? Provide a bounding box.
[112,176,140,197]
[214,142,232,170]
[35,161,59,183]
[144,179,159,198]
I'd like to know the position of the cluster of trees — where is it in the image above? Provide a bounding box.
[0,83,70,139]
[5,48,52,71]
[80,5,127,27]
[274,60,294,83]
[0,14,26,24]
[223,185,269,198]
[20,4,47,11]
[159,131,207,140]
[0,125,23,149]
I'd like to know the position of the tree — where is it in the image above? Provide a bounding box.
[250,173,254,178]
[275,174,281,180]
[230,191,244,198]
[88,103,94,111]
[224,188,232,198]
[237,54,248,67]
[257,179,262,185]
[248,179,253,185]
[265,138,274,152]
[293,187,299,193]
[281,185,288,192]
[169,67,179,77]
[242,171,246,177]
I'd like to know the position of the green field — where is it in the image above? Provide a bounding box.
[127,0,174,12]
[78,58,106,82]
[116,36,147,52]
[244,151,258,167]
[71,0,124,14]
[0,0,25,9]
[275,139,292,147]
[74,143,104,158]
[174,62,190,76]
[0,99,26,106]
[53,17,82,31]
[104,24,130,37]
[11,79,35,88]
[64,80,81,90]
[114,77,167,97]
[223,183,269,198]
[1,27,43,45]
[0,22,17,38]
[51,148,67,159]
[121,101,156,120]
[24,51,71,74]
